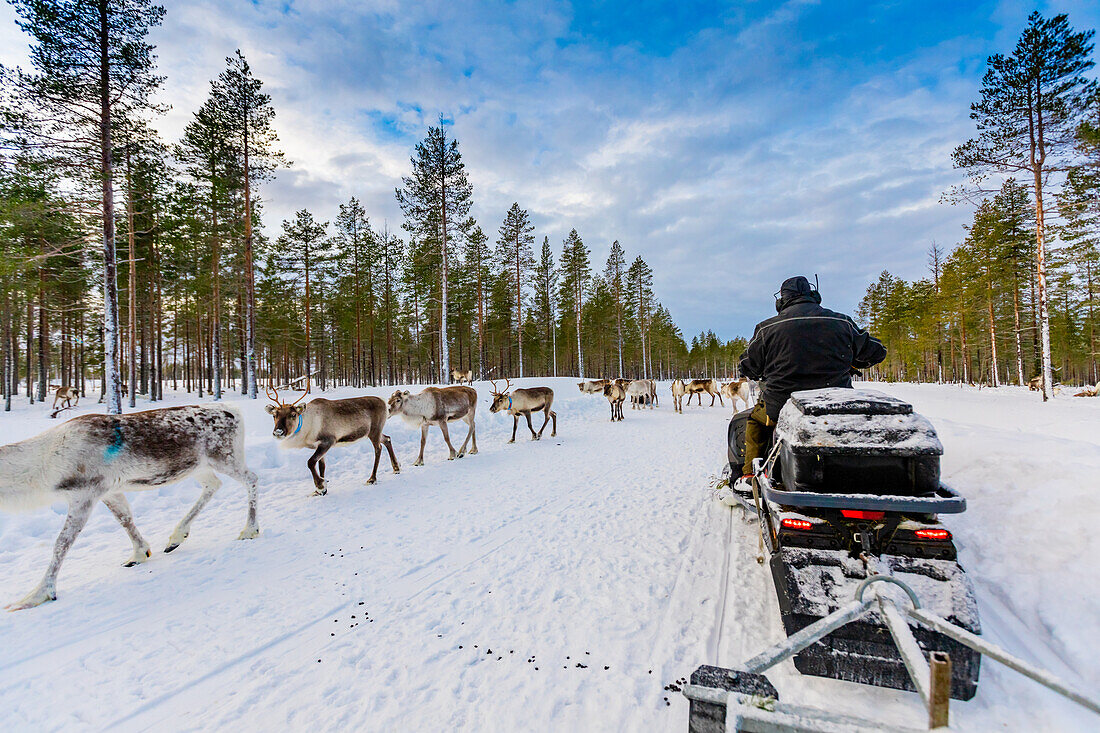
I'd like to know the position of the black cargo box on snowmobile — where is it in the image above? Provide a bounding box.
[728,387,981,700]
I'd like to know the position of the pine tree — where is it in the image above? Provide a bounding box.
[377,225,404,385]
[497,202,534,377]
[558,229,590,378]
[212,50,286,398]
[464,225,491,378]
[604,240,626,377]
[396,119,474,383]
[177,97,236,400]
[953,12,1095,400]
[626,256,654,378]
[275,210,331,391]
[533,236,558,375]
[334,198,376,386]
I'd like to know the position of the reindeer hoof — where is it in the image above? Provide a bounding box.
[237,526,260,540]
[366,476,377,485]
[469,448,478,455]
[6,588,56,611]
[414,460,424,467]
[311,487,328,497]
[507,439,515,444]
[164,532,188,553]
[123,548,152,567]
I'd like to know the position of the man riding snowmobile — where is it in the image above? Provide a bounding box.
[719,275,886,503]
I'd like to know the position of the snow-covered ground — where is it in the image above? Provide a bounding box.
[0,378,1097,731]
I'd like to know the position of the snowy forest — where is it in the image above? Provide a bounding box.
[0,0,743,415]
[858,13,1099,391]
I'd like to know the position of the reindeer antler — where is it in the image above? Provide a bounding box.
[489,379,500,396]
[266,378,309,406]
[290,380,309,406]
[503,378,512,393]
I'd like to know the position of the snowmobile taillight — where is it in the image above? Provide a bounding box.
[915,528,952,541]
[840,510,885,520]
[781,518,815,531]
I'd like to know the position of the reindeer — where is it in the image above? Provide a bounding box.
[685,378,723,407]
[265,385,400,496]
[52,386,79,411]
[578,379,610,394]
[721,378,754,411]
[388,386,478,466]
[0,405,259,610]
[671,379,686,413]
[1074,385,1098,397]
[604,382,626,421]
[451,369,474,385]
[488,379,557,442]
[1028,375,1042,391]
[626,379,657,409]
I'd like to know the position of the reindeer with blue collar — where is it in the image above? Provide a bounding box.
[266,383,400,496]
[489,379,557,443]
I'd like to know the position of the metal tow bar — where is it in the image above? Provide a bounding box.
[682,574,1100,732]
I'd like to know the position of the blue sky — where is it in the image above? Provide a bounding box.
[2,0,1098,339]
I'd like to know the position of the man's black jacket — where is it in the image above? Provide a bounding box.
[739,289,886,419]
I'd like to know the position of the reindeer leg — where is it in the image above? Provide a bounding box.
[438,420,458,460]
[525,411,537,440]
[102,494,151,566]
[509,415,518,443]
[383,434,401,473]
[367,436,383,485]
[7,492,98,610]
[463,413,478,456]
[214,457,260,540]
[306,440,334,495]
[166,470,223,551]
[716,392,724,407]
[416,424,428,466]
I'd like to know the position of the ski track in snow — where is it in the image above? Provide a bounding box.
[0,379,1097,731]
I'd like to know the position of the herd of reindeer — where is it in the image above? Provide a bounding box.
[0,373,753,610]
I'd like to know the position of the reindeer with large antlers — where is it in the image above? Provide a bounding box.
[488,379,557,443]
[265,383,400,496]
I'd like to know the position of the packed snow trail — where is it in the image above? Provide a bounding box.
[0,379,1097,730]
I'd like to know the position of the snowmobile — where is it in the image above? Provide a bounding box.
[725,387,981,700]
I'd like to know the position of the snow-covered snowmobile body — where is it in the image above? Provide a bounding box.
[728,387,981,700]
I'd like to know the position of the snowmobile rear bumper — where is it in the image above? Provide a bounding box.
[769,547,981,700]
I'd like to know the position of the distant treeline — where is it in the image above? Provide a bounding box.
[0,1,745,413]
[859,12,1099,391]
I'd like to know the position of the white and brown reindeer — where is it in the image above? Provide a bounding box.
[0,404,259,610]
[626,379,657,409]
[604,382,626,421]
[671,379,686,413]
[488,379,557,442]
[721,378,755,411]
[387,385,478,465]
[578,379,610,394]
[52,386,79,411]
[265,385,400,496]
[451,369,474,385]
[685,378,724,407]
